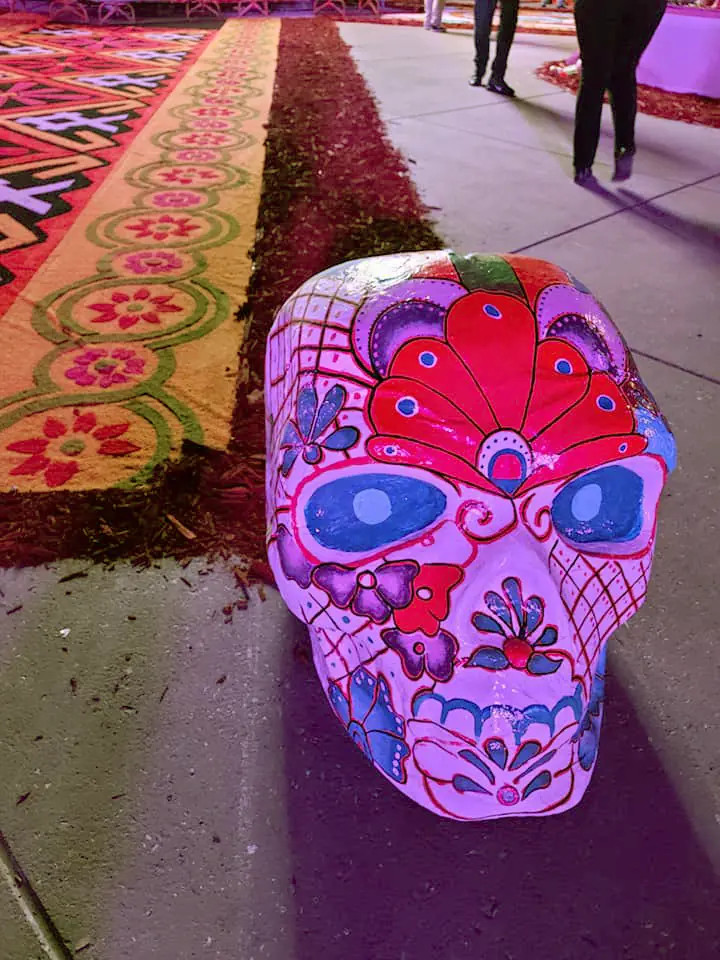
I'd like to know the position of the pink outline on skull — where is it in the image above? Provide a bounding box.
[265,251,676,820]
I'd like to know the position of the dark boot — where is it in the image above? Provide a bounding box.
[487,77,515,97]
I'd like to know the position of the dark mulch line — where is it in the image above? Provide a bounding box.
[0,17,442,579]
[537,60,720,129]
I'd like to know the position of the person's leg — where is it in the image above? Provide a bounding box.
[608,0,666,163]
[489,0,519,84]
[471,0,496,84]
[573,0,616,175]
[431,0,447,29]
[423,0,433,29]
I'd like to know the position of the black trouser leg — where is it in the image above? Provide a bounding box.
[608,0,666,153]
[573,0,617,171]
[474,0,497,78]
[490,0,519,82]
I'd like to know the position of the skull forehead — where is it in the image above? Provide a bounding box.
[265,250,674,822]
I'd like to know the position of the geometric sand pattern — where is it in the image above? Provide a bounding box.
[0,18,279,491]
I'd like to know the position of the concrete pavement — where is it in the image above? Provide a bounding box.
[2,22,720,960]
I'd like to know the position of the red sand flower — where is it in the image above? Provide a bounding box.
[89,288,183,330]
[124,215,201,242]
[7,410,141,488]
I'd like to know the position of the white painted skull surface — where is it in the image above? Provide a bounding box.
[265,251,676,820]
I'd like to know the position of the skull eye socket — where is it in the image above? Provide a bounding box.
[551,465,644,546]
[304,473,447,553]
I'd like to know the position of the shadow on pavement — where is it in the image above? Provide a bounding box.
[282,618,720,960]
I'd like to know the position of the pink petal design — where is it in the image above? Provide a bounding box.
[141,312,159,324]
[134,289,151,301]
[66,369,96,386]
[43,418,67,439]
[93,423,129,440]
[10,454,50,476]
[123,358,145,375]
[7,438,49,454]
[83,349,106,363]
[118,315,138,330]
[45,460,80,488]
[111,292,130,304]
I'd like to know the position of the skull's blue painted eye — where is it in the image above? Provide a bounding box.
[551,466,644,544]
[305,474,447,552]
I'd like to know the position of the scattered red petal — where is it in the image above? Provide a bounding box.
[93,423,130,440]
[97,439,141,456]
[45,460,80,488]
[43,417,68,439]
[10,454,50,477]
[73,411,97,433]
[7,438,49,455]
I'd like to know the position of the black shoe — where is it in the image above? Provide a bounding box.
[430,24,447,32]
[574,167,596,186]
[613,148,635,182]
[468,73,484,87]
[487,78,515,98]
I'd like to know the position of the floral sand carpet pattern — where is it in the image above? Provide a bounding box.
[0,17,441,572]
[0,17,280,492]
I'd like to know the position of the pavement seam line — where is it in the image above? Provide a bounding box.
[0,831,74,960]
[386,89,567,123]
[631,349,720,387]
[509,171,720,254]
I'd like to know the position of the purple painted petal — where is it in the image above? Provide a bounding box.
[467,646,509,670]
[383,629,424,679]
[502,578,524,625]
[276,525,313,589]
[311,385,346,439]
[424,630,458,683]
[472,613,506,636]
[534,626,558,647]
[297,386,317,441]
[485,591,513,629]
[280,421,302,447]
[280,447,299,477]
[348,667,377,724]
[323,426,359,451]
[313,564,357,608]
[525,596,544,634]
[328,683,351,726]
[375,561,418,609]
[352,586,391,624]
[527,652,562,675]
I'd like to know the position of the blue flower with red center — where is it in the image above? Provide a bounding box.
[467,577,563,676]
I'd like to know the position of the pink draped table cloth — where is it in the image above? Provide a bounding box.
[637,7,720,98]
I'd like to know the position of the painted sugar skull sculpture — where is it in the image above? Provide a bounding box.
[265,252,675,820]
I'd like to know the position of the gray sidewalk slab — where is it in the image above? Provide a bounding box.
[0,561,295,960]
[0,884,46,960]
